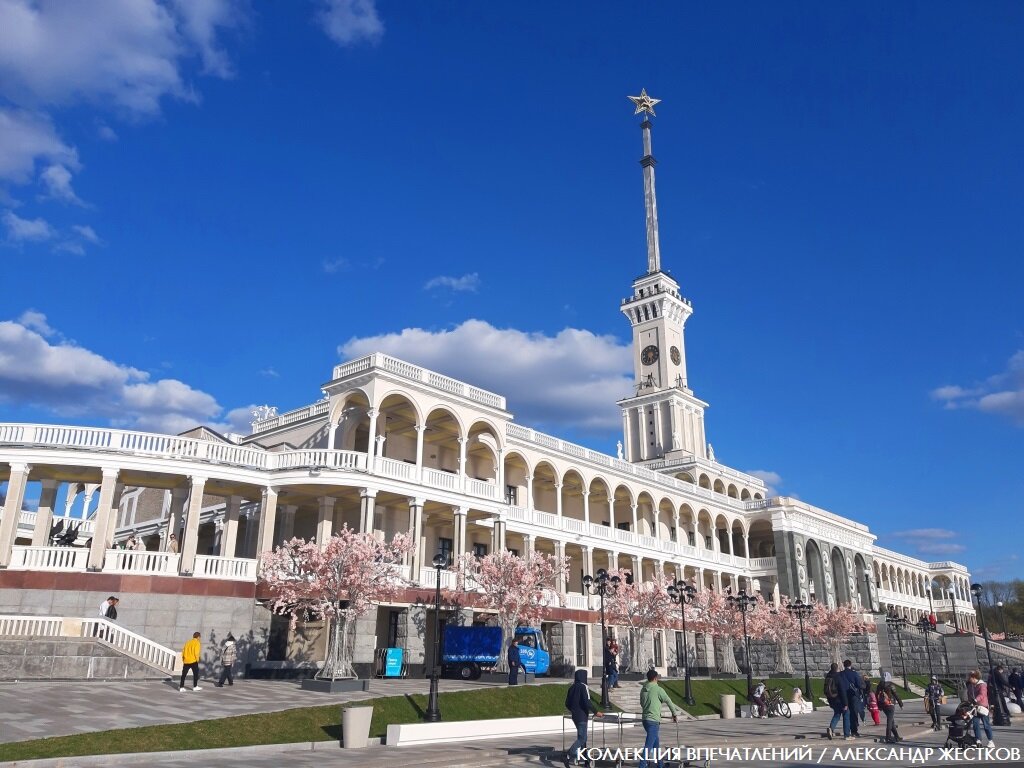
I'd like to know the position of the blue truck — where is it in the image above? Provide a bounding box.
[441,625,550,680]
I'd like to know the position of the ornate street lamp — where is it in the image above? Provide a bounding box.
[971,583,1010,727]
[916,616,935,681]
[787,599,814,701]
[997,601,1007,635]
[424,551,449,723]
[667,579,697,705]
[583,568,621,709]
[727,589,758,694]
[885,609,910,692]
[948,588,961,634]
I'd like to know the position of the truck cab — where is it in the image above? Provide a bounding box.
[512,627,550,675]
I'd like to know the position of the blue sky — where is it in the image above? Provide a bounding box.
[1,2,1022,578]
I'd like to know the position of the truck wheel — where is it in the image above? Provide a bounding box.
[457,663,478,680]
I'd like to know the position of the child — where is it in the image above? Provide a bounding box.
[867,688,881,725]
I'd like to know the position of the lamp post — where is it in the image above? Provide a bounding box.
[787,599,814,701]
[916,616,935,681]
[667,579,697,705]
[424,552,448,723]
[885,609,910,692]
[971,583,1010,727]
[727,589,758,693]
[583,568,621,709]
[997,601,1007,636]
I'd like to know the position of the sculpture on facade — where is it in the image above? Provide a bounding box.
[616,440,624,460]
[672,431,682,450]
[707,443,716,462]
[250,404,278,426]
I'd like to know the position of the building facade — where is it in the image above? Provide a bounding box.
[0,96,977,678]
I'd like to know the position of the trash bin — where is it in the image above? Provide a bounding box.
[720,693,735,719]
[341,705,374,748]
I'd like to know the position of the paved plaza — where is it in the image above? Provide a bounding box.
[2,682,1021,768]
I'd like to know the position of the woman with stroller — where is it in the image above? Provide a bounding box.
[966,670,995,748]
[875,673,903,743]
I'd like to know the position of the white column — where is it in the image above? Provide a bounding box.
[582,492,591,525]
[743,534,750,559]
[621,410,631,462]
[359,489,377,534]
[492,518,506,554]
[495,449,505,497]
[630,503,638,533]
[526,475,534,510]
[220,495,241,557]
[31,479,60,546]
[583,545,594,581]
[316,496,335,550]
[365,408,379,471]
[255,487,279,557]
[457,437,468,492]
[635,407,647,461]
[62,484,77,518]
[555,541,567,593]
[607,551,617,572]
[523,534,534,561]
[0,463,31,566]
[697,415,706,458]
[179,476,208,575]
[375,434,386,461]
[453,507,468,560]
[81,485,97,520]
[165,488,187,552]
[103,480,125,552]
[326,415,337,449]
[407,498,424,574]
[414,424,426,482]
[554,483,563,518]
[86,468,120,570]
[653,402,664,454]
[631,555,641,583]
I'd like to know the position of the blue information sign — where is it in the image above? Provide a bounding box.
[383,647,403,678]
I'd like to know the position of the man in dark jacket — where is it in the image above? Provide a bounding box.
[564,669,600,767]
[839,660,862,737]
[507,638,522,686]
[1009,668,1023,709]
[824,663,848,740]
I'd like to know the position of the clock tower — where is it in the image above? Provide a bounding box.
[618,90,709,464]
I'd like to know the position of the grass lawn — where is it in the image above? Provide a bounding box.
[660,677,814,717]
[0,684,604,763]
[908,674,958,696]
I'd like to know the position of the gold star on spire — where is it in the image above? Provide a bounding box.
[627,88,661,117]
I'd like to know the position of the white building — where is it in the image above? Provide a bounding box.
[0,95,977,678]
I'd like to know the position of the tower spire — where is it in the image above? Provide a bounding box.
[628,88,663,274]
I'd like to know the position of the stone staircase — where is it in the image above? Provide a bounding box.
[604,679,693,720]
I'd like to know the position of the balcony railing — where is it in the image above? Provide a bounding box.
[194,555,257,581]
[9,545,89,571]
[103,550,180,575]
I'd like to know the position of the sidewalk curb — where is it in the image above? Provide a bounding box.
[0,738,386,768]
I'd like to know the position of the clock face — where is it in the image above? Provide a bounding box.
[641,345,659,365]
[670,346,681,365]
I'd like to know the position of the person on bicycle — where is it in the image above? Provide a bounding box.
[751,680,767,718]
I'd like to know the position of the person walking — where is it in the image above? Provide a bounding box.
[966,670,994,747]
[507,637,522,686]
[604,638,620,690]
[638,669,679,768]
[215,634,237,687]
[96,596,118,640]
[824,663,849,740]
[564,669,601,767]
[1009,667,1024,710]
[876,673,904,743]
[924,676,944,731]
[867,688,881,726]
[839,659,862,737]
[179,632,203,692]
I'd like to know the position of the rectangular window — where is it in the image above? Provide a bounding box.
[654,632,663,667]
[505,485,518,505]
[386,610,400,648]
[575,624,588,668]
[687,531,695,546]
[438,537,453,564]
[617,522,631,532]
[472,542,488,558]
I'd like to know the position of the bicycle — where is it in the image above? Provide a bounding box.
[748,687,792,719]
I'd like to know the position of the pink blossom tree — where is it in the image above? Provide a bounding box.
[259,526,411,679]
[808,602,864,666]
[756,599,799,674]
[455,550,568,672]
[604,569,676,672]
[690,588,744,674]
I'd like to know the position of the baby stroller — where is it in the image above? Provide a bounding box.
[944,702,981,749]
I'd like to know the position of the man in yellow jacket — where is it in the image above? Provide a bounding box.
[179,632,203,692]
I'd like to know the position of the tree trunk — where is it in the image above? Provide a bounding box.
[318,613,356,680]
[775,639,795,674]
[494,617,515,673]
[630,628,648,672]
[829,638,843,667]
[718,636,739,674]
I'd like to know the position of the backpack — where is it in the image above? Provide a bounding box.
[825,675,839,699]
[879,688,893,708]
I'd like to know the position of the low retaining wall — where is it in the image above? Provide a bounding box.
[386,713,630,747]
[0,637,167,680]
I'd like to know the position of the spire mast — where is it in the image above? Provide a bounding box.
[628,88,663,274]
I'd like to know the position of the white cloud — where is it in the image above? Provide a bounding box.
[916,542,967,555]
[340,319,633,433]
[888,528,966,557]
[2,209,54,241]
[745,469,782,496]
[322,257,349,274]
[71,224,102,245]
[423,273,481,292]
[168,0,243,78]
[0,108,76,183]
[39,163,84,205]
[317,0,383,46]
[931,351,1024,426]
[259,367,280,378]
[891,528,957,540]
[0,311,245,435]
[96,121,118,142]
